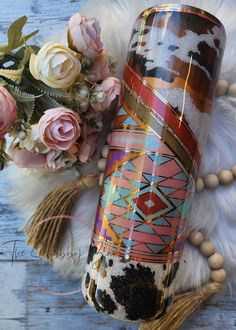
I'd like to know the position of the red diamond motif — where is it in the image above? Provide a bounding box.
[133,191,168,217]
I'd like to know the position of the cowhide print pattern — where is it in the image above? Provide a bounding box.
[82,243,177,322]
[128,9,225,148]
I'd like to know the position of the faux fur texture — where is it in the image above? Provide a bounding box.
[5,0,236,293]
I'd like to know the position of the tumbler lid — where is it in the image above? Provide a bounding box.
[140,3,226,37]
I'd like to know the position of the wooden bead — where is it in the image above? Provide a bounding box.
[208,253,224,270]
[97,158,106,172]
[228,83,236,98]
[106,133,111,144]
[215,79,229,97]
[231,164,236,177]
[189,231,204,246]
[204,174,219,189]
[196,177,204,192]
[200,240,215,257]
[211,268,227,283]
[99,172,104,186]
[101,145,109,158]
[218,170,234,185]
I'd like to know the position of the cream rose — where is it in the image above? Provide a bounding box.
[67,13,104,59]
[38,107,81,150]
[29,43,81,89]
[0,86,17,138]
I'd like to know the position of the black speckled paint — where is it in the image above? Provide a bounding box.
[110,263,162,320]
[155,295,173,319]
[87,244,97,264]
[100,255,108,268]
[162,262,180,288]
[96,289,117,314]
[85,273,90,289]
[89,279,117,314]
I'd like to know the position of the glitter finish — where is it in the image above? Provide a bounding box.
[82,5,226,322]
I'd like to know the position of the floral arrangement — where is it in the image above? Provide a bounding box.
[0,13,120,171]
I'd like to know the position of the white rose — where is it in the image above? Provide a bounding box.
[29,42,81,89]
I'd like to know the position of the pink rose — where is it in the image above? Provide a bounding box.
[45,150,64,170]
[46,147,78,171]
[78,134,97,163]
[68,13,104,59]
[87,51,110,83]
[91,77,121,112]
[0,86,17,138]
[10,147,46,168]
[38,107,81,150]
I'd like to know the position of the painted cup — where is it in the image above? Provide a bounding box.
[82,4,226,322]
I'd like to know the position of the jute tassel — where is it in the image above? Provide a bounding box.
[26,173,99,260]
[139,281,223,330]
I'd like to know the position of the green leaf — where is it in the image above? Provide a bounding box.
[0,78,7,86]
[7,85,36,102]
[14,45,40,59]
[22,30,39,46]
[16,100,35,123]
[0,16,39,54]
[8,16,27,50]
[0,51,5,60]
[32,79,70,100]
[20,46,34,67]
[36,94,62,109]
[8,85,36,123]
[0,67,24,84]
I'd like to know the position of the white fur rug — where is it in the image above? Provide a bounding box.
[5,0,236,294]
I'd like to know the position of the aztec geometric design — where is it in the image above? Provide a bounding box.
[93,105,194,263]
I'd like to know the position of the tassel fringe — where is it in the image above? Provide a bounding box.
[139,281,223,330]
[25,173,99,260]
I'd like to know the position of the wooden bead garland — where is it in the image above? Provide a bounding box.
[196,166,236,192]
[228,83,236,98]
[101,145,109,158]
[218,170,234,185]
[211,269,227,283]
[200,240,215,257]
[208,253,224,269]
[188,230,204,246]
[196,177,204,192]
[203,174,219,190]
[99,172,104,186]
[188,230,226,284]
[97,158,106,172]
[231,164,236,177]
[215,79,229,97]
[194,79,236,191]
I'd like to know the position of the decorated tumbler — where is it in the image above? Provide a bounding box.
[82,4,226,322]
